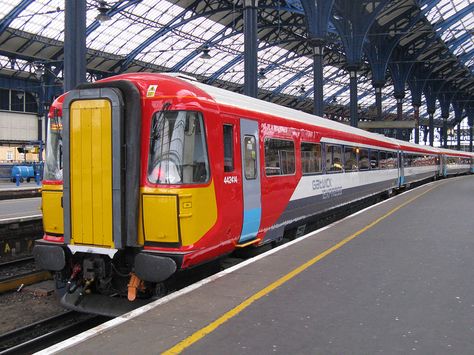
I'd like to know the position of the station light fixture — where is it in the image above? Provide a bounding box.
[34,63,45,79]
[258,68,267,80]
[96,1,112,23]
[299,84,305,94]
[199,44,211,60]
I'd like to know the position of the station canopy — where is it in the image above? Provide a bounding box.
[0,0,473,125]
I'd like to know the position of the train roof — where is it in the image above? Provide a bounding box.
[166,74,398,148]
[389,138,440,154]
[436,147,472,157]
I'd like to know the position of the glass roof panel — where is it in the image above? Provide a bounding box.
[0,0,471,119]
[0,1,23,20]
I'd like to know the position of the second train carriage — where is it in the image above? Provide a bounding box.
[34,73,473,315]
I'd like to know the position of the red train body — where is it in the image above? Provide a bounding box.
[34,73,473,315]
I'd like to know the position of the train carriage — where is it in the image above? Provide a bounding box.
[394,140,440,186]
[33,73,472,315]
[437,148,472,176]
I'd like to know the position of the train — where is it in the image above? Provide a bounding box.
[33,73,474,316]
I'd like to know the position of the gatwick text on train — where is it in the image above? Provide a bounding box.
[312,178,343,199]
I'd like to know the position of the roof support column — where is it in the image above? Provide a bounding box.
[470,126,473,153]
[243,0,258,98]
[395,94,404,121]
[349,68,358,127]
[443,117,448,148]
[64,0,86,92]
[300,0,334,116]
[442,116,448,148]
[374,85,383,121]
[469,111,474,152]
[428,110,435,147]
[413,105,420,144]
[312,44,324,116]
[457,123,461,150]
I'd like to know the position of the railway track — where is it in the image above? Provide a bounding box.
[0,311,110,354]
[0,257,51,294]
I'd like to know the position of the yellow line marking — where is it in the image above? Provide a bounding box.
[162,182,445,355]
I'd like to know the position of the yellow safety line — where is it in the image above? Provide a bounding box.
[162,182,445,355]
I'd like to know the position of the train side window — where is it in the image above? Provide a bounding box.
[301,142,322,174]
[264,138,295,176]
[326,144,343,172]
[344,146,358,172]
[370,150,379,169]
[403,153,411,168]
[223,125,234,172]
[387,152,398,169]
[379,151,388,169]
[244,135,257,180]
[358,148,369,170]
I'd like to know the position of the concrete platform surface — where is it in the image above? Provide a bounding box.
[0,181,41,191]
[0,197,41,222]
[40,176,474,355]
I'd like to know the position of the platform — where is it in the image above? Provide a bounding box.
[40,176,474,354]
[0,197,41,224]
[0,181,41,201]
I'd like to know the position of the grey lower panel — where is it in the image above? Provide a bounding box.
[446,168,470,175]
[262,179,397,242]
[404,171,435,185]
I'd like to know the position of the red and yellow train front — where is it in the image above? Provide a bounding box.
[33,75,233,311]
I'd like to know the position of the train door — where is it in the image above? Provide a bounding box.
[239,119,261,244]
[63,89,125,251]
[221,116,243,244]
[398,151,405,186]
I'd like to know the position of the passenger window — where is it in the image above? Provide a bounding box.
[265,138,295,176]
[244,136,257,180]
[370,150,379,169]
[358,148,369,170]
[301,142,322,174]
[223,125,234,172]
[380,151,388,169]
[344,146,358,171]
[403,154,410,168]
[326,144,343,172]
[387,152,398,169]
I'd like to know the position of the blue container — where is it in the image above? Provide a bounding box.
[10,165,35,183]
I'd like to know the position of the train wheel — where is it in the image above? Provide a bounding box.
[26,177,31,183]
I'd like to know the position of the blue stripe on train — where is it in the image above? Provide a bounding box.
[239,208,261,243]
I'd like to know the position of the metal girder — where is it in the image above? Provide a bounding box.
[300,0,334,41]
[366,2,422,86]
[300,0,335,116]
[433,3,474,33]
[452,98,466,125]
[86,0,142,36]
[207,29,303,85]
[332,0,391,67]
[458,48,474,64]
[0,0,34,35]
[272,64,312,95]
[438,90,453,118]
[446,32,471,51]
[418,0,442,14]
[64,0,86,92]
[301,68,345,100]
[117,0,224,71]
[171,15,243,72]
[243,0,258,97]
[332,0,391,127]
